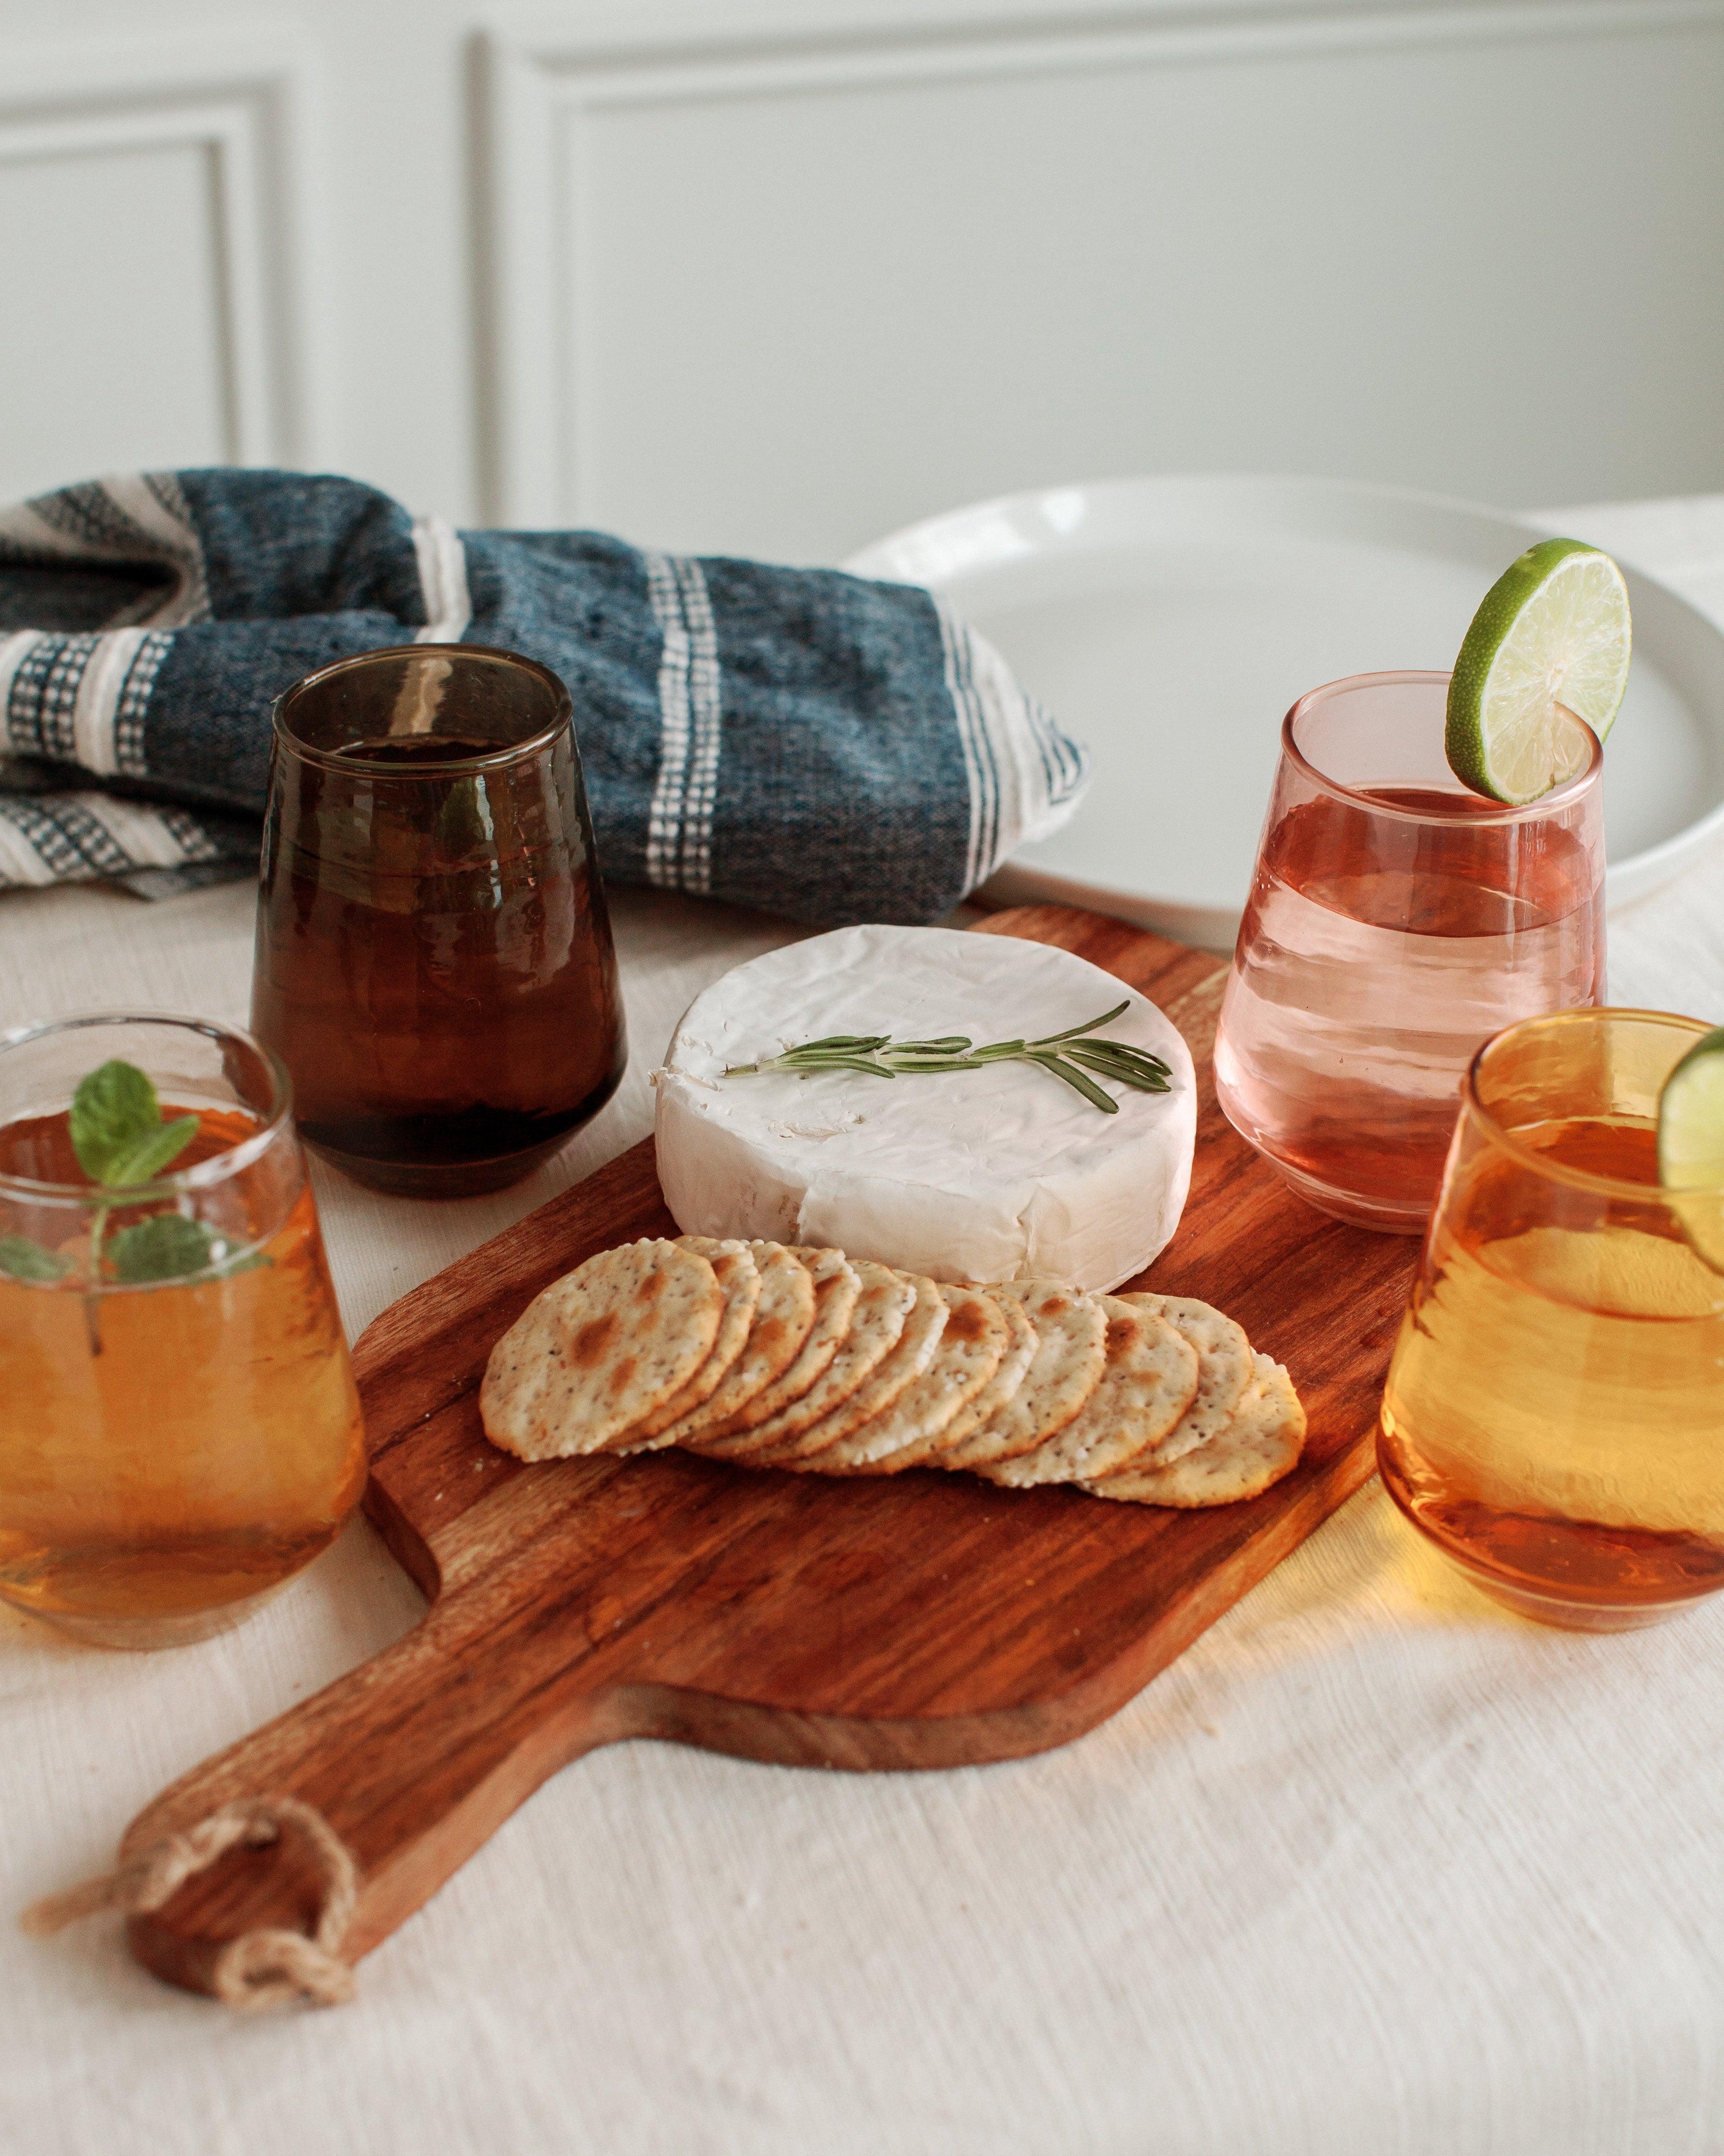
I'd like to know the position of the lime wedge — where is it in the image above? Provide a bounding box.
[1659,1026,1724,1272]
[1446,538,1631,805]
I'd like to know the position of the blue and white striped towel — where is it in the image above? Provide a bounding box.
[0,471,1089,924]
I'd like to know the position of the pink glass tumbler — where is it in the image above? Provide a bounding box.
[1212,670,1606,1233]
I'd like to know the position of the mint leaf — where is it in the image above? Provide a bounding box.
[69,1062,199,1187]
[105,1213,216,1284]
[103,1115,200,1188]
[0,1234,70,1283]
[69,1060,159,1180]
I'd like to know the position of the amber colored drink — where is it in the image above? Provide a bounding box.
[1379,1011,1724,1629]
[252,647,627,1198]
[0,1019,365,1648]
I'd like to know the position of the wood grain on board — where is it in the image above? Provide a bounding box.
[121,904,1418,1999]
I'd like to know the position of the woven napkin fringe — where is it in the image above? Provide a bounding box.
[21,1793,358,2012]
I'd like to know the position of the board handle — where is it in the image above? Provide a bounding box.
[106,1573,636,2003]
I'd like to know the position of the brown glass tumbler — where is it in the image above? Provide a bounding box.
[251,644,626,1197]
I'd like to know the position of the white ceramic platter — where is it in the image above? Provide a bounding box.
[846,475,1724,950]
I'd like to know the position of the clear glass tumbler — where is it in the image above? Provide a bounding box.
[0,1014,366,1648]
[1379,1008,1724,1629]
[251,644,627,1197]
[1213,670,1605,1231]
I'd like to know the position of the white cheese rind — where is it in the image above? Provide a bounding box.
[653,925,1196,1292]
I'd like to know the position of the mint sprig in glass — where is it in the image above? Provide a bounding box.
[0,1015,365,1647]
[0,1055,266,1303]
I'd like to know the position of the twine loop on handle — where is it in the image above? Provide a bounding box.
[20,1794,359,2011]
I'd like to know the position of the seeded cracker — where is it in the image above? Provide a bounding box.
[979,1296,1198,1486]
[724,1260,917,1460]
[1108,1292,1253,1469]
[1084,1355,1305,1507]
[908,1292,1037,1468]
[612,1239,761,1450]
[689,1249,869,1456]
[480,1239,720,1460]
[645,1241,817,1449]
[805,1281,1008,1473]
[941,1284,1106,1470]
[759,1270,948,1466]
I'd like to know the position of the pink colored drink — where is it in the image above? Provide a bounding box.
[1212,673,1606,1232]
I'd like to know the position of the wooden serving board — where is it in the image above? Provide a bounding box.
[121,904,1417,1998]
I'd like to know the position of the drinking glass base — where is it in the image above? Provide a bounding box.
[1379,1456,1720,1632]
[304,1135,567,1198]
[1266,1156,1430,1236]
[1458,1568,1711,1632]
[9,1579,289,1652]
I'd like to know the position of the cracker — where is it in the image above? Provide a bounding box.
[612,1239,760,1450]
[806,1282,1008,1474]
[688,1247,860,1455]
[979,1295,1198,1486]
[642,1241,816,1450]
[1084,1355,1305,1507]
[891,1290,1036,1470]
[940,1284,1106,1470]
[1108,1293,1253,1469]
[990,1277,1071,1305]
[480,1239,720,1460]
[703,1257,908,1459]
[751,1268,944,1465]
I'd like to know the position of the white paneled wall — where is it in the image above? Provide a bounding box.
[2,0,1722,561]
[1,144,229,477]
[0,31,319,498]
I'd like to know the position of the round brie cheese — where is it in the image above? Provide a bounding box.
[653,925,1197,1291]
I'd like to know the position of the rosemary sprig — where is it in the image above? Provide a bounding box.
[723,1001,1171,1115]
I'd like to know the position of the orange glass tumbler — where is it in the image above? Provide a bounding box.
[0,1014,366,1647]
[1378,1008,1724,1630]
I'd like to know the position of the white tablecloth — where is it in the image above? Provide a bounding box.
[4,498,1724,2156]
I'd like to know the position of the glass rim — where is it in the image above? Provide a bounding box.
[271,642,574,777]
[1463,1007,1716,1201]
[1281,668,1604,826]
[0,1011,295,1205]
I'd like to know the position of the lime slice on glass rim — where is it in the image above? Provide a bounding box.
[1446,537,1631,805]
[1659,1026,1724,1272]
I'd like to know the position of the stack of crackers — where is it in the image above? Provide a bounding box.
[480,1237,1305,1507]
